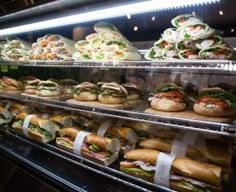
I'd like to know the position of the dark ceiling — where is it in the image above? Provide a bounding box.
[0,0,236,41]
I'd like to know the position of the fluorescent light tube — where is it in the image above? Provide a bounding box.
[0,0,221,36]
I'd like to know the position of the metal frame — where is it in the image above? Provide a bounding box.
[0,60,236,72]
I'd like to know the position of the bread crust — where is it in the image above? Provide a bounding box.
[151,98,186,112]
[193,102,235,117]
[73,92,97,101]
[98,95,126,104]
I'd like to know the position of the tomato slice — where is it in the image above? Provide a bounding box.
[197,96,228,109]
[156,91,184,100]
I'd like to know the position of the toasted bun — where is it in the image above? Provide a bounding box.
[151,98,186,112]
[127,94,140,100]
[73,92,97,101]
[36,90,61,97]
[98,95,126,104]
[59,127,81,139]
[193,102,235,117]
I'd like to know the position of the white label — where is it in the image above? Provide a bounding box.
[97,120,112,136]
[22,115,35,137]
[73,131,91,156]
[154,153,175,187]
[171,131,198,157]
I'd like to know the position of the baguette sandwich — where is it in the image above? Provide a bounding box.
[120,149,222,192]
[12,112,59,142]
[140,138,232,167]
[56,127,121,166]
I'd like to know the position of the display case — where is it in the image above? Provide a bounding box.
[0,1,235,192]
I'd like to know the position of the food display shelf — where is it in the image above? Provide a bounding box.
[0,92,235,137]
[0,60,236,72]
[0,127,174,192]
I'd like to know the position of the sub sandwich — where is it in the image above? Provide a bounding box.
[85,120,137,153]
[120,149,222,192]
[12,112,59,142]
[56,127,121,166]
[139,137,232,167]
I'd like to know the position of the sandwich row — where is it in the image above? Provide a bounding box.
[0,14,233,62]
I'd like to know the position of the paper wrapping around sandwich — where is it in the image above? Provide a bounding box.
[123,149,222,186]
[0,105,13,124]
[139,138,232,167]
[85,121,137,153]
[12,112,59,142]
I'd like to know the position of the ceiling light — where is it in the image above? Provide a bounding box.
[231,28,235,32]
[133,26,138,31]
[0,0,221,36]
[219,10,223,15]
[151,16,156,21]
[126,13,131,19]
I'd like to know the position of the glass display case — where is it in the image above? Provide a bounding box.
[0,1,235,192]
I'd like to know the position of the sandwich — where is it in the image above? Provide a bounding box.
[0,76,24,92]
[120,149,222,192]
[56,127,121,166]
[73,82,99,101]
[199,46,232,59]
[193,87,236,117]
[84,121,137,153]
[149,83,186,112]
[36,80,61,97]
[139,138,232,167]
[98,82,128,104]
[122,82,143,100]
[25,79,41,94]
[59,78,78,95]
[12,112,59,142]
[171,14,202,28]
[9,102,32,115]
